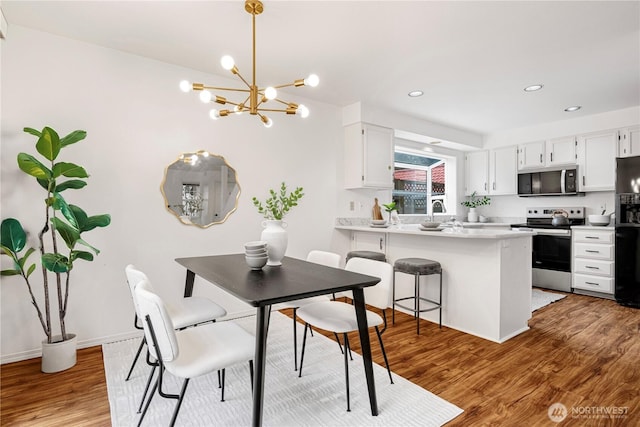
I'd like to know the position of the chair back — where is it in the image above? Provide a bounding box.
[125,264,154,318]
[135,278,180,363]
[345,257,393,310]
[306,250,341,268]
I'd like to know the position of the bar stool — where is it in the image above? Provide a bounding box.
[392,257,442,334]
[345,250,386,263]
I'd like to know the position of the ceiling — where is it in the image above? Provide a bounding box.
[2,1,639,136]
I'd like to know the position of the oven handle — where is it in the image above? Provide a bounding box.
[534,229,572,236]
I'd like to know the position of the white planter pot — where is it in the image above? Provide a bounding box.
[41,334,77,373]
[467,208,478,223]
[261,220,288,266]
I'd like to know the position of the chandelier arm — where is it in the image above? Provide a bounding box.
[257,107,296,113]
[233,70,252,89]
[200,85,251,93]
[272,82,298,90]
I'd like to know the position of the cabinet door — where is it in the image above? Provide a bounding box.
[547,136,576,166]
[517,141,545,170]
[362,124,394,188]
[490,146,517,195]
[577,130,617,192]
[619,125,640,158]
[351,231,386,253]
[465,150,489,195]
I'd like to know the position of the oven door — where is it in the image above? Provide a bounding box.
[532,229,572,272]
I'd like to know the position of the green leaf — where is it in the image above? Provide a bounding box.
[23,127,42,138]
[36,127,61,161]
[1,219,27,253]
[55,179,87,192]
[60,130,87,148]
[82,213,111,232]
[26,263,37,277]
[74,238,100,255]
[52,162,88,179]
[51,193,79,229]
[1,269,21,276]
[17,153,52,180]
[51,218,80,249]
[18,247,36,270]
[70,250,94,262]
[42,253,69,273]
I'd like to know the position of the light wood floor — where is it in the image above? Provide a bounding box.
[1,292,639,426]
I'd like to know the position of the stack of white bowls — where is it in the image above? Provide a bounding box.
[244,241,268,270]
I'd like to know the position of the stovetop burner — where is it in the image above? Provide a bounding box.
[511,206,586,229]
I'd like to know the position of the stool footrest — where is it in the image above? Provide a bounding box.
[394,297,441,314]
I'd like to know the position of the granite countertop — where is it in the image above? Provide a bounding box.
[335,224,533,240]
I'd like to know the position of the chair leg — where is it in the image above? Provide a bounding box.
[137,376,159,427]
[298,323,310,378]
[169,378,190,427]
[220,368,226,402]
[249,360,254,392]
[334,332,344,354]
[126,337,146,381]
[375,326,394,384]
[392,270,396,325]
[415,273,421,335]
[137,364,157,413]
[439,271,443,329]
[343,333,351,412]
[292,308,298,371]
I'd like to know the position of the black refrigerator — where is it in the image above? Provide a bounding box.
[615,156,640,308]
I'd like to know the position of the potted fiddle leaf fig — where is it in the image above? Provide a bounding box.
[0,126,111,372]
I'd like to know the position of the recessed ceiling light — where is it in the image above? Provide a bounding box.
[564,106,582,112]
[408,90,424,97]
[524,84,543,92]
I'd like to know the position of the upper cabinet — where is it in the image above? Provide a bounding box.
[517,137,576,170]
[464,146,517,196]
[576,129,618,192]
[619,125,640,158]
[344,123,394,189]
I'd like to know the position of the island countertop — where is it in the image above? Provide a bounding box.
[335,224,534,239]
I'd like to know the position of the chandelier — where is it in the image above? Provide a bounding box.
[179,0,319,128]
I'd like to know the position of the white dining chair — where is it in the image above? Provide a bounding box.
[125,265,227,411]
[296,257,394,411]
[278,250,341,370]
[135,278,255,427]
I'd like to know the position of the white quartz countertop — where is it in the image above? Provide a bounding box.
[335,224,534,239]
[571,225,614,230]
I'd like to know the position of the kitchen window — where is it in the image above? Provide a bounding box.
[393,150,450,216]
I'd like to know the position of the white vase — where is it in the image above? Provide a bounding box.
[468,207,478,223]
[41,334,77,373]
[261,220,288,266]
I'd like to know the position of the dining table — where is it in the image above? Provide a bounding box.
[175,254,382,427]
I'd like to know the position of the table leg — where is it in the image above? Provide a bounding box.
[352,288,379,416]
[252,305,271,427]
[183,269,195,297]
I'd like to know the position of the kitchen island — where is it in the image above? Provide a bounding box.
[335,224,534,343]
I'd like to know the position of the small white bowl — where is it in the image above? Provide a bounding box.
[245,247,268,255]
[244,240,267,250]
[245,255,268,269]
[420,222,441,229]
[588,215,610,226]
[245,252,268,258]
[371,219,387,225]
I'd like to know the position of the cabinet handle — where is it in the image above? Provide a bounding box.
[585,236,600,240]
[539,153,543,163]
[582,176,585,186]
[379,238,383,250]
[585,250,600,253]
[585,266,600,270]
[493,182,496,190]
[585,281,600,286]
[550,152,553,162]
[484,182,487,191]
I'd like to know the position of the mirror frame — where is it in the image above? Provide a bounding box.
[160,151,241,228]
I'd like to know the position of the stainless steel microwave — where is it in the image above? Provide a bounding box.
[518,168,579,196]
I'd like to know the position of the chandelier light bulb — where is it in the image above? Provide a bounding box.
[304,74,319,87]
[262,116,273,128]
[189,154,198,164]
[179,80,191,93]
[233,105,244,115]
[199,91,213,103]
[264,86,277,100]
[221,55,235,71]
[297,104,310,118]
[209,109,221,120]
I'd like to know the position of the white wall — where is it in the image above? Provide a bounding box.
[0,26,342,362]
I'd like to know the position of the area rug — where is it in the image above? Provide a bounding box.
[103,311,463,426]
[532,288,566,312]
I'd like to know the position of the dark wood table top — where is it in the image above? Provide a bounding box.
[175,254,381,306]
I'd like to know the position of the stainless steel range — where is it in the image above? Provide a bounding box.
[511,207,585,292]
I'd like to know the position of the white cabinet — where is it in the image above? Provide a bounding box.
[576,130,617,192]
[572,228,614,295]
[489,146,517,195]
[344,123,394,189]
[619,125,640,158]
[517,137,576,170]
[465,147,517,196]
[351,231,386,254]
[464,150,489,196]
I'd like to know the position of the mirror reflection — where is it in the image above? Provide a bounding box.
[161,151,240,228]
